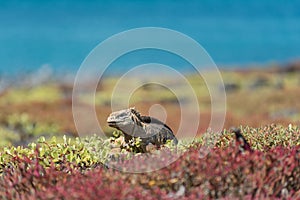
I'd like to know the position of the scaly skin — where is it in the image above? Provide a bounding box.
[107,108,178,152]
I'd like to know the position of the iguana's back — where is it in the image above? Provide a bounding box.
[140,115,178,146]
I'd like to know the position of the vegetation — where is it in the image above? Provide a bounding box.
[0,125,299,199]
[0,68,299,199]
[0,69,299,139]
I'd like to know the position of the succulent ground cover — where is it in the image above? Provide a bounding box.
[0,124,299,199]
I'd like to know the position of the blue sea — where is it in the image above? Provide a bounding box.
[0,0,300,75]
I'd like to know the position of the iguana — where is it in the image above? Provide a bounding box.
[107,108,178,152]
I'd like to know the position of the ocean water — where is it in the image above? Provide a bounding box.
[0,0,300,75]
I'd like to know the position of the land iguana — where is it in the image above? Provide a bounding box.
[107,108,178,152]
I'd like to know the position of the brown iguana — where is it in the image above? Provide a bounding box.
[107,108,178,152]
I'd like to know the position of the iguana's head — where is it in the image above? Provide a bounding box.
[107,108,141,129]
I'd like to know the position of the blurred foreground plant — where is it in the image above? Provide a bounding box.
[0,124,299,199]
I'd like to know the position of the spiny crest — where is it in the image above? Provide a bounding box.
[129,107,141,118]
